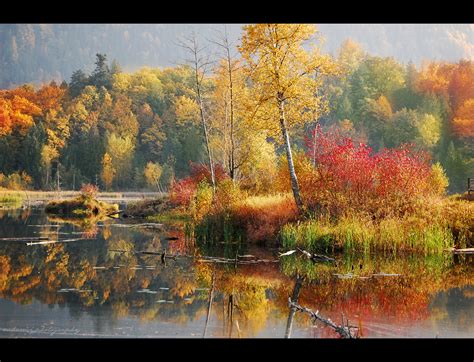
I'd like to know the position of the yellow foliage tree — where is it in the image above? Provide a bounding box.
[101,152,115,191]
[239,24,339,212]
[143,161,162,190]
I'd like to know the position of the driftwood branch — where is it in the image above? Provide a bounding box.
[447,247,474,254]
[296,247,336,263]
[27,238,88,246]
[110,223,164,230]
[278,248,335,263]
[288,299,359,339]
[108,249,180,261]
[197,255,279,265]
[0,236,49,241]
[333,272,401,280]
[106,210,124,218]
[106,249,279,266]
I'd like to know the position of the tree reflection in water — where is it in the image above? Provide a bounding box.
[0,209,473,338]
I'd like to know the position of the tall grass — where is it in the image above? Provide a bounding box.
[195,193,298,244]
[281,216,457,254]
[0,193,23,207]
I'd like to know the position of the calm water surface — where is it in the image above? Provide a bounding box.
[0,207,472,338]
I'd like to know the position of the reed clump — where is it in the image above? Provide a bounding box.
[280,197,472,254]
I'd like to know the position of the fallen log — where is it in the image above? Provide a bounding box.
[110,223,164,229]
[107,249,180,260]
[163,236,179,241]
[197,256,279,264]
[371,272,401,277]
[27,238,88,246]
[0,236,49,241]
[27,225,61,228]
[106,210,124,218]
[106,249,276,264]
[288,299,358,338]
[278,250,297,257]
[333,272,401,279]
[297,247,336,263]
[238,254,256,258]
[448,247,474,253]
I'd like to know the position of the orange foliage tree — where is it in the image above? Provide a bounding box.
[0,93,41,136]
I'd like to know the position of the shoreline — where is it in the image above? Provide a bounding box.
[0,190,166,207]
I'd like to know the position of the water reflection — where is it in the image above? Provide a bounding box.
[0,208,473,338]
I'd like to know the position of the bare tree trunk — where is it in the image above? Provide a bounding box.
[197,88,216,191]
[179,33,216,191]
[278,98,304,213]
[213,26,237,181]
[226,45,236,181]
[312,129,317,167]
[191,38,216,191]
[223,95,229,169]
[45,165,50,190]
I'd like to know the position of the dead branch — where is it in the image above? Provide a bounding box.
[26,238,88,246]
[110,223,163,229]
[0,236,49,241]
[197,255,279,264]
[296,247,336,263]
[288,299,359,338]
[447,247,474,254]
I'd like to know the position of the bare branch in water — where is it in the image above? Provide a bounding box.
[288,299,359,339]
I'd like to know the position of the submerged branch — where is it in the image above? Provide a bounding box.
[110,223,164,229]
[447,247,474,254]
[27,238,89,246]
[296,247,336,263]
[197,255,279,264]
[0,236,49,241]
[288,299,359,338]
[106,250,278,265]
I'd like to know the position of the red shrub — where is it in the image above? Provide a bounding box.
[189,162,229,184]
[169,162,229,208]
[80,183,99,200]
[169,177,196,208]
[304,125,433,217]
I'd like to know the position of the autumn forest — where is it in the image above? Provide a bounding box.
[0,27,472,194]
[0,24,473,340]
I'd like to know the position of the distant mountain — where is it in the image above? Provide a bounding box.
[318,24,474,63]
[1,24,473,88]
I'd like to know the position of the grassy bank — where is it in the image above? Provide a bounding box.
[281,197,473,253]
[0,190,164,203]
[281,217,454,253]
[189,191,472,253]
[0,193,23,208]
[141,168,473,254]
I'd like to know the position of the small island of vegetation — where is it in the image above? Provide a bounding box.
[45,184,118,219]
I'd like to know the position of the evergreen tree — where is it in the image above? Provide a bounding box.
[444,141,467,193]
[18,123,47,188]
[90,53,112,90]
[69,69,88,98]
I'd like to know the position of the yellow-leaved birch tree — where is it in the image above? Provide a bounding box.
[239,24,338,213]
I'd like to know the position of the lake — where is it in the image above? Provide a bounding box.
[0,206,473,338]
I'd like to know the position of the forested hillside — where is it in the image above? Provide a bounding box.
[0,32,472,193]
[1,24,473,88]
